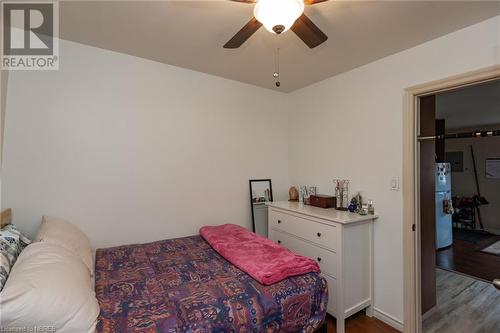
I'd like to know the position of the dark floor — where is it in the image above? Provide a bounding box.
[436,232,500,282]
[325,312,400,333]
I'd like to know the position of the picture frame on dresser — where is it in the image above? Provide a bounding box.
[249,179,273,237]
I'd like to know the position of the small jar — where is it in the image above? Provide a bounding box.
[367,200,375,215]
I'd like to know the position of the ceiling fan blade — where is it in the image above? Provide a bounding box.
[291,14,328,48]
[304,0,328,5]
[223,17,262,49]
[229,0,256,3]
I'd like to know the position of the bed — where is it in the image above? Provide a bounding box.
[0,211,327,332]
[95,235,328,332]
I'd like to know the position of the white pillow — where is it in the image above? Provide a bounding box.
[0,242,99,333]
[35,216,94,277]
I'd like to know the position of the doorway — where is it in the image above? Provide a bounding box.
[418,79,500,332]
[402,65,500,333]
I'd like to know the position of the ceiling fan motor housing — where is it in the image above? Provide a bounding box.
[272,25,285,34]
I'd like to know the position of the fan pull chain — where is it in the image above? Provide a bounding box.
[274,48,280,87]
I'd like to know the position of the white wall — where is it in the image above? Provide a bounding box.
[446,135,500,234]
[436,80,500,129]
[1,70,8,158]
[288,15,500,327]
[2,39,289,248]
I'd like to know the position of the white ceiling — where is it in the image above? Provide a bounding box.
[59,1,500,92]
[437,80,500,130]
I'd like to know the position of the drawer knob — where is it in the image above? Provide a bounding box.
[317,232,322,237]
[317,257,322,262]
[277,240,281,244]
[278,220,281,224]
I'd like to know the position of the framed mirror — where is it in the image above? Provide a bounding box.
[249,179,273,237]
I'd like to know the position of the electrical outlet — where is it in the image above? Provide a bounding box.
[391,177,400,191]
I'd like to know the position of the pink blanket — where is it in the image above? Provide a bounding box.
[199,224,320,285]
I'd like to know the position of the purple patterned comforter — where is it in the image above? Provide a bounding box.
[95,235,328,332]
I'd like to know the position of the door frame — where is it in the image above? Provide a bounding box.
[402,65,500,333]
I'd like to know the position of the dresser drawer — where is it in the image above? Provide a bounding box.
[270,209,337,251]
[270,229,337,278]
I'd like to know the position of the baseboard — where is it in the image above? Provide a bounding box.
[373,308,404,332]
[484,227,500,235]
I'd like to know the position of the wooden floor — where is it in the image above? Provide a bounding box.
[422,269,500,333]
[325,312,400,333]
[436,238,500,282]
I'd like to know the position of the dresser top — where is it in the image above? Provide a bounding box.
[267,201,377,224]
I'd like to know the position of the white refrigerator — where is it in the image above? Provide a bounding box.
[436,163,453,249]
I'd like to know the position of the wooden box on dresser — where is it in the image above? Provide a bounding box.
[267,201,377,333]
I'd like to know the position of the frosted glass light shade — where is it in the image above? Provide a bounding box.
[253,0,305,34]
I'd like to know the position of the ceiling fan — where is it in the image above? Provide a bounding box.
[224,0,328,49]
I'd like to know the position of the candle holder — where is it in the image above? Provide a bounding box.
[334,179,350,210]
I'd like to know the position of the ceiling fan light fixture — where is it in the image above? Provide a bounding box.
[253,0,305,34]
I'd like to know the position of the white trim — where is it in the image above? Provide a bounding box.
[374,307,404,332]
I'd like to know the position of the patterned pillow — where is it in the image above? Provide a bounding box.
[0,224,31,291]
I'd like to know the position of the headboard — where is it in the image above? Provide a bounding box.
[1,208,12,228]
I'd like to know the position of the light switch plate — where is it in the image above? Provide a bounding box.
[391,177,400,191]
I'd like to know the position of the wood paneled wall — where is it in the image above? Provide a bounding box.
[419,94,437,314]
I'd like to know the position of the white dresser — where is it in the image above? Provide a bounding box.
[267,201,376,333]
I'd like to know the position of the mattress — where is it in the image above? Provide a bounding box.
[95,235,328,332]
